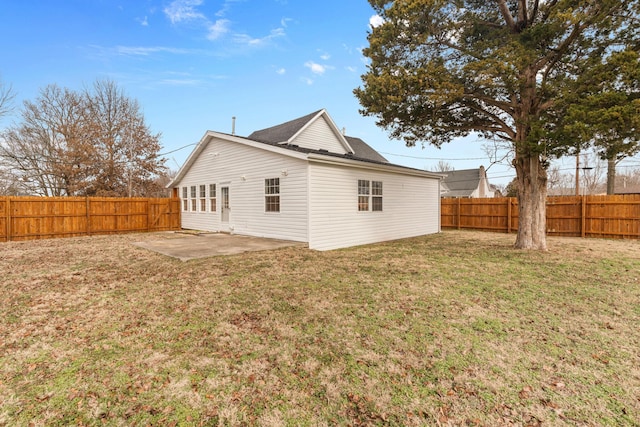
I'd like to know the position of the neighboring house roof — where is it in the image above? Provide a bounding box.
[169,110,437,188]
[440,166,493,198]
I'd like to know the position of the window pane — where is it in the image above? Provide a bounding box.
[265,178,280,212]
[200,199,207,211]
[265,195,280,212]
[200,185,206,198]
[358,196,369,211]
[210,198,216,212]
[183,199,188,211]
[209,184,216,197]
[182,187,187,199]
[358,179,369,195]
[265,178,280,195]
[372,197,383,211]
[190,186,196,198]
[191,199,196,211]
[372,181,383,196]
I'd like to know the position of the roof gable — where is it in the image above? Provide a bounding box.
[248,109,354,155]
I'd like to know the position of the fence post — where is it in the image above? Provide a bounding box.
[5,197,10,242]
[86,197,91,236]
[457,198,461,230]
[581,195,587,238]
[507,198,512,233]
[147,199,152,232]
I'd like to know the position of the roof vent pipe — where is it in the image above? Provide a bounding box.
[232,116,236,135]
[342,127,346,135]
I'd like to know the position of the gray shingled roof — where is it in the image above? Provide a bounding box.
[344,136,388,163]
[441,169,481,197]
[247,110,388,164]
[248,110,322,144]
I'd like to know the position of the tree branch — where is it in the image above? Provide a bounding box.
[496,0,517,31]
[518,0,528,26]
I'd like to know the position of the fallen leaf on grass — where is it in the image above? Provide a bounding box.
[519,386,533,399]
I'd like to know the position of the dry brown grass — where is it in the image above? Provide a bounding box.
[1,230,639,426]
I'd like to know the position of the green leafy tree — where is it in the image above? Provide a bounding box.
[355,0,639,249]
[558,49,640,195]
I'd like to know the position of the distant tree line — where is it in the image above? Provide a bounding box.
[0,78,168,197]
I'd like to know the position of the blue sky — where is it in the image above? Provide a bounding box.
[1,0,520,185]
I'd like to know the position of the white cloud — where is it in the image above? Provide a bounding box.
[163,0,285,49]
[346,66,357,72]
[305,61,327,75]
[319,52,331,61]
[138,16,149,27]
[234,27,285,47]
[301,77,314,85]
[113,46,194,56]
[276,68,286,75]
[164,0,205,24]
[281,17,293,27]
[159,78,202,86]
[207,19,230,40]
[369,14,384,28]
[304,61,335,76]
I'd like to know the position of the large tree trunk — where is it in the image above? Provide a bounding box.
[606,157,616,195]
[514,154,548,250]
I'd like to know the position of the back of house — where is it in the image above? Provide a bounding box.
[169,109,443,250]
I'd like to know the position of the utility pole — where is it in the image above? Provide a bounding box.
[575,152,580,196]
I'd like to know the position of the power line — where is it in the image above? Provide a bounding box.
[379,151,490,161]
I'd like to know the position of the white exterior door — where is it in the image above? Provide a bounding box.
[221,186,230,223]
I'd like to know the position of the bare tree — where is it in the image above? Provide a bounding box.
[84,79,165,197]
[545,166,574,196]
[433,160,454,172]
[0,79,166,197]
[580,152,606,195]
[0,85,93,196]
[0,77,16,121]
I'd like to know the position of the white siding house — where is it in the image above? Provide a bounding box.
[169,109,443,251]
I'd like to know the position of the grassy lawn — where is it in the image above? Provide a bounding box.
[1,230,639,426]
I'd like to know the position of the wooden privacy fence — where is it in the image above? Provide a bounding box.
[441,194,640,239]
[0,197,181,242]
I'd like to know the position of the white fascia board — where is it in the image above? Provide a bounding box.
[307,153,445,179]
[167,131,309,188]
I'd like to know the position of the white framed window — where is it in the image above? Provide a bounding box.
[190,186,196,212]
[358,180,383,212]
[265,178,280,212]
[199,185,207,212]
[182,187,188,211]
[209,184,217,212]
[358,179,369,211]
[372,181,383,211]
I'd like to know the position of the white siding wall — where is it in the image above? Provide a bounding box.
[293,117,349,154]
[308,162,440,251]
[176,137,309,242]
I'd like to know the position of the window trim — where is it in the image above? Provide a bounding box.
[265,177,280,213]
[358,179,383,212]
[199,185,207,212]
[182,187,188,211]
[209,184,217,212]
[372,181,383,212]
[190,186,197,212]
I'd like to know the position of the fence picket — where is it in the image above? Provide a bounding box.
[0,197,180,242]
[441,195,640,239]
